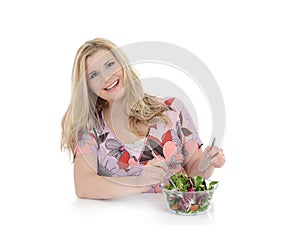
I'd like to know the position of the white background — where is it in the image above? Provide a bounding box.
[1,0,299,224]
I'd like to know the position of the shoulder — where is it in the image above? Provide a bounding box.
[74,129,98,158]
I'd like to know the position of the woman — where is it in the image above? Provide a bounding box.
[61,38,225,200]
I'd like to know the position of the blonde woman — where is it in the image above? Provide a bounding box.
[61,38,225,200]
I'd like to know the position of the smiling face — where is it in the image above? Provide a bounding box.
[86,49,125,105]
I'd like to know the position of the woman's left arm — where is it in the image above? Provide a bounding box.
[184,145,225,178]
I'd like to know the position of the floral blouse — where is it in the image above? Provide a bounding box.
[74,97,203,192]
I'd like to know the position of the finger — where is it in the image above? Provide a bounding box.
[214,159,225,168]
[208,147,223,158]
[156,160,168,172]
[147,165,167,177]
[147,168,167,183]
[211,151,225,162]
[204,145,212,153]
[147,158,162,166]
[210,152,225,168]
[148,159,168,172]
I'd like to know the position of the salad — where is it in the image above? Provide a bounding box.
[161,173,218,215]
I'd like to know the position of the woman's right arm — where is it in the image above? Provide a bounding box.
[74,154,167,200]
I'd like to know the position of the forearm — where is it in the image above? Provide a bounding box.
[75,174,150,200]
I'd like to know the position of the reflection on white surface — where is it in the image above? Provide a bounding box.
[73,193,216,225]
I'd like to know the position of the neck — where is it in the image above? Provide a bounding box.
[104,98,127,121]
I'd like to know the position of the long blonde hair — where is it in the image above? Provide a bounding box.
[61,38,169,154]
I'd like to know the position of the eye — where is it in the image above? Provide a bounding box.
[89,72,99,79]
[107,61,115,68]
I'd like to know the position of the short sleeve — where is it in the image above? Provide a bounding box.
[170,98,203,163]
[73,130,98,159]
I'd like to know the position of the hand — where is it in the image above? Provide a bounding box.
[139,159,168,186]
[199,145,225,171]
[208,146,225,168]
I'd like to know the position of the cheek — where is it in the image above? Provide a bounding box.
[87,78,104,95]
[118,69,125,83]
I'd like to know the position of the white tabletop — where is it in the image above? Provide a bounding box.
[72,193,217,225]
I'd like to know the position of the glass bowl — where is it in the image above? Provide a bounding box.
[160,180,218,215]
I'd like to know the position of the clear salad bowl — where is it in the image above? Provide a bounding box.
[160,173,218,215]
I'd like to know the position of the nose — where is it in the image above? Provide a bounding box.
[102,70,112,83]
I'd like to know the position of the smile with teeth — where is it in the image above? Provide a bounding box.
[104,79,119,91]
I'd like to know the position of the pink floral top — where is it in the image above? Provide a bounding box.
[74,97,203,192]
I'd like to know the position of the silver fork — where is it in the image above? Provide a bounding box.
[202,137,216,189]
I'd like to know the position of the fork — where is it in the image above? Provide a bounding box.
[202,137,216,189]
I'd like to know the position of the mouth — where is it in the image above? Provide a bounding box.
[104,79,120,91]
